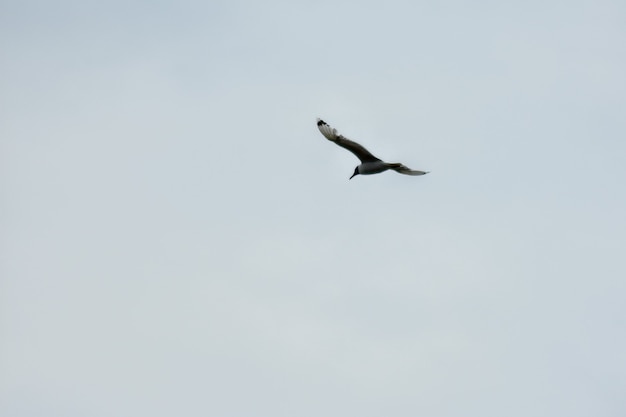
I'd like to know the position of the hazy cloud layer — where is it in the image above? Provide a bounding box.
[2,1,625,416]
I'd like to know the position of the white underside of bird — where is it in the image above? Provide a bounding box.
[316,118,428,179]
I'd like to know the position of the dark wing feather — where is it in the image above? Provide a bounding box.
[391,164,428,176]
[317,118,381,163]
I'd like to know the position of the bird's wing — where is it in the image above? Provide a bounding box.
[391,164,429,176]
[317,118,381,163]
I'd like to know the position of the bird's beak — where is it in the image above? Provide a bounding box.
[349,173,357,180]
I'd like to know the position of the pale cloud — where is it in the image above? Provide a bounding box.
[2,1,625,416]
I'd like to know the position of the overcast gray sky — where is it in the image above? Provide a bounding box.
[2,0,626,416]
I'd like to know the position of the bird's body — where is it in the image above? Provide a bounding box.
[316,118,428,179]
[356,160,391,175]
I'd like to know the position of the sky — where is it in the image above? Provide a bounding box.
[1,0,626,416]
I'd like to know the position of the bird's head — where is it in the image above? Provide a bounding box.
[349,167,360,180]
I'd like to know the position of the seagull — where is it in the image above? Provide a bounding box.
[316,118,429,179]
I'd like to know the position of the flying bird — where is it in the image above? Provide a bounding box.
[316,118,429,179]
